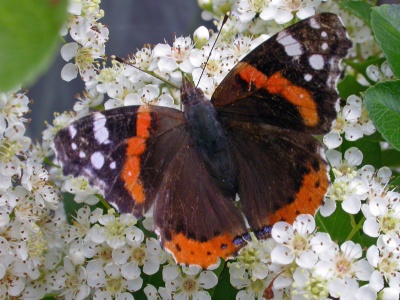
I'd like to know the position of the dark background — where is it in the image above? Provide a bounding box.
[27,0,207,139]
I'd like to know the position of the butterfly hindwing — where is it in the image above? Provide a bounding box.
[212,13,351,134]
[152,133,248,269]
[227,122,329,238]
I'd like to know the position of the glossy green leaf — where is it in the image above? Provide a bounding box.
[0,0,68,91]
[340,1,373,25]
[364,81,400,151]
[371,5,400,77]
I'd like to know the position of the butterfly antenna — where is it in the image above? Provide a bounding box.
[196,12,230,88]
[112,55,180,90]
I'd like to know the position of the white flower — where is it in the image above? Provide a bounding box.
[362,191,400,243]
[0,253,26,297]
[229,235,274,282]
[193,26,210,48]
[124,84,160,106]
[191,44,236,97]
[366,61,396,82]
[367,243,400,293]
[271,214,332,269]
[21,161,59,209]
[63,177,100,205]
[52,257,91,300]
[316,241,374,298]
[236,0,270,23]
[323,95,375,149]
[154,36,195,73]
[164,265,218,300]
[90,209,139,249]
[325,147,363,176]
[261,0,321,24]
[73,89,104,118]
[88,263,143,300]
[321,170,369,216]
[291,267,331,299]
[234,275,273,300]
[113,237,165,279]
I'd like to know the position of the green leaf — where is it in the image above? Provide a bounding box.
[337,75,367,99]
[316,206,351,245]
[0,0,68,91]
[382,148,400,169]
[212,265,238,299]
[316,206,375,248]
[340,1,373,26]
[363,81,400,151]
[391,176,400,191]
[371,5,400,77]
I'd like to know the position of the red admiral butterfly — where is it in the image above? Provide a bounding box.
[54,13,351,269]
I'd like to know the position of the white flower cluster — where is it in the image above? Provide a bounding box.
[0,88,66,298]
[323,95,376,149]
[227,214,375,299]
[49,207,168,300]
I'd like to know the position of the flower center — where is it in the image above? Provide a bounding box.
[250,279,265,294]
[304,276,329,299]
[335,256,352,277]
[293,234,308,252]
[182,277,198,293]
[379,212,400,234]
[133,246,146,265]
[108,276,124,293]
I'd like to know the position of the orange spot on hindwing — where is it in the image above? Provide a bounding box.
[238,63,319,127]
[120,106,152,205]
[267,161,329,225]
[164,231,242,269]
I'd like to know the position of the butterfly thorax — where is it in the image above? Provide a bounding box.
[181,77,238,197]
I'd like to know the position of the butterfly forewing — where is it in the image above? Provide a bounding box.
[212,13,351,134]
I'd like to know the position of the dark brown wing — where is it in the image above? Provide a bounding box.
[153,133,248,269]
[212,13,351,134]
[227,122,329,239]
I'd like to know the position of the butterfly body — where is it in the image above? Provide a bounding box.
[182,77,238,196]
[54,13,352,269]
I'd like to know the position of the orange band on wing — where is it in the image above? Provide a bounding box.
[266,162,329,225]
[120,156,145,204]
[120,106,153,205]
[164,231,240,269]
[238,63,319,127]
[137,106,152,138]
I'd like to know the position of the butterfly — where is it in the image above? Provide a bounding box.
[54,13,352,269]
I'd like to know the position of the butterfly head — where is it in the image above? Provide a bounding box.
[181,77,205,106]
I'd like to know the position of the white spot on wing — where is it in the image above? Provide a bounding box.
[93,113,109,144]
[309,54,324,70]
[309,18,320,29]
[95,127,109,144]
[110,161,116,169]
[277,32,302,56]
[91,152,104,169]
[69,126,77,139]
[71,143,77,150]
[304,74,312,81]
[321,31,328,38]
[79,151,86,158]
[321,43,328,51]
